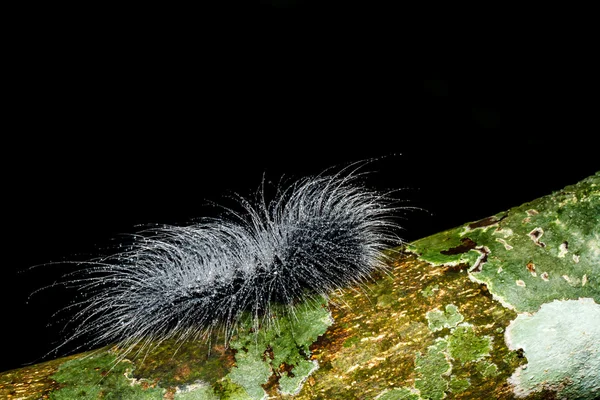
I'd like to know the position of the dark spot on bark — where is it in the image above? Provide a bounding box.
[526,262,536,273]
[441,238,477,255]
[470,246,490,273]
[263,346,274,362]
[478,283,493,299]
[279,362,296,377]
[444,263,471,273]
[528,228,546,247]
[468,214,507,229]
[516,348,525,358]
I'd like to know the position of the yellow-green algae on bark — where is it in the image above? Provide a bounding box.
[1,172,598,399]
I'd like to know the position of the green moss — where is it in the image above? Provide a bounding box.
[425,304,464,332]
[49,352,164,399]
[447,324,492,364]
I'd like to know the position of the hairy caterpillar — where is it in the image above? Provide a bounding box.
[43,161,404,359]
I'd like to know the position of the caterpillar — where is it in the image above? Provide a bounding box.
[44,161,404,359]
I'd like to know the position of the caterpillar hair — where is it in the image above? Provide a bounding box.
[43,160,405,359]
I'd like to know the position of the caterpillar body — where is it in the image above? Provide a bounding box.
[48,162,404,358]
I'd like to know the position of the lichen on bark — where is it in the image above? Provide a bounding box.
[2,172,598,399]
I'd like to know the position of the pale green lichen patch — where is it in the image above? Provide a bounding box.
[175,382,220,400]
[426,304,464,332]
[447,324,492,364]
[223,297,332,399]
[49,351,165,399]
[421,284,439,298]
[448,376,470,393]
[475,360,499,377]
[505,298,600,399]
[226,341,271,399]
[216,299,332,399]
[277,360,317,395]
[409,172,600,313]
[408,318,494,399]
[414,339,451,400]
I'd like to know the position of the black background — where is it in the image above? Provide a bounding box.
[2,2,598,373]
